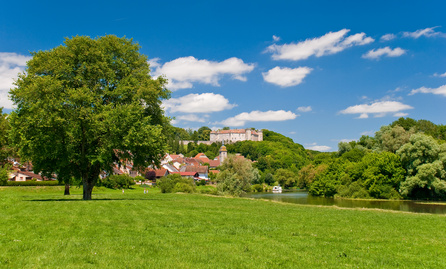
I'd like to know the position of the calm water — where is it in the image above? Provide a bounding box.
[244,191,446,214]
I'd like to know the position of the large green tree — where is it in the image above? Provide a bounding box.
[9,35,169,200]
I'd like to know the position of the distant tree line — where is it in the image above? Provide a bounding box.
[303,118,446,200]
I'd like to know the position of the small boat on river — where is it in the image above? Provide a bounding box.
[272,185,282,193]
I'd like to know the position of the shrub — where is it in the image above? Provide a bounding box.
[251,184,263,192]
[196,179,207,186]
[100,174,135,189]
[157,174,196,193]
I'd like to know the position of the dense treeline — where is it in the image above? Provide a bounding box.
[305,118,446,200]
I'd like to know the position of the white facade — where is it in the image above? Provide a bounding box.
[210,129,263,143]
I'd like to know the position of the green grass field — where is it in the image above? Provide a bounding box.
[1,186,445,268]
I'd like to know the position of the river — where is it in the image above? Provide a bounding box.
[244,191,446,214]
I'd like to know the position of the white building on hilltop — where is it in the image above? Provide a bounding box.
[210,129,263,143]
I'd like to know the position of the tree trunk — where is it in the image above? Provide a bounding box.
[83,180,94,200]
[64,184,70,195]
[82,165,100,200]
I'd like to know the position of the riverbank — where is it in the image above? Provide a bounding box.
[245,191,446,214]
[1,186,445,268]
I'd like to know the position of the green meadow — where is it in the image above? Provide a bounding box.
[1,186,445,268]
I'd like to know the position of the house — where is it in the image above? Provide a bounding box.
[9,170,51,181]
[182,165,209,180]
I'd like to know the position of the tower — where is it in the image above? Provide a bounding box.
[219,143,227,164]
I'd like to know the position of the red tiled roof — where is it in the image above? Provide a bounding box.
[195,157,211,164]
[208,160,220,167]
[194,153,207,158]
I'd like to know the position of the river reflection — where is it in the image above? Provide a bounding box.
[244,191,446,214]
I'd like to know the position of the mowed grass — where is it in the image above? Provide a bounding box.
[1,186,445,268]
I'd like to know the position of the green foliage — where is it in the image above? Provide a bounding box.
[0,165,9,186]
[100,174,136,189]
[196,179,207,186]
[227,130,307,174]
[337,141,353,156]
[263,173,274,185]
[217,155,259,196]
[397,134,446,199]
[134,175,145,182]
[6,180,61,186]
[9,35,169,200]
[274,168,297,188]
[391,117,417,131]
[337,181,371,199]
[297,164,327,189]
[358,152,405,199]
[157,174,196,193]
[251,184,264,192]
[309,159,348,197]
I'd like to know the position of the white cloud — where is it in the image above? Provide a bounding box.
[152,56,255,91]
[362,47,406,60]
[307,143,332,152]
[433,72,446,78]
[262,66,312,87]
[380,33,396,41]
[176,114,207,123]
[409,85,446,97]
[360,130,374,136]
[339,139,355,143]
[0,52,31,109]
[219,110,298,127]
[403,27,446,38]
[272,35,281,42]
[265,29,374,61]
[148,58,161,69]
[163,93,236,113]
[339,101,413,119]
[297,106,312,112]
[394,112,409,117]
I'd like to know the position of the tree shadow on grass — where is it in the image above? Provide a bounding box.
[26,197,165,202]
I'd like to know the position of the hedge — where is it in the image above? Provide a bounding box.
[5,181,61,186]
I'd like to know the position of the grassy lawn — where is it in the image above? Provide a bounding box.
[1,186,445,268]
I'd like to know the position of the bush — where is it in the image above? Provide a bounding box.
[100,174,135,189]
[251,184,263,192]
[198,186,218,195]
[157,174,196,193]
[196,179,207,186]
[7,180,61,186]
[134,175,145,183]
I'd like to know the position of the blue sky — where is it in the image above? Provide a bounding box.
[1,0,445,151]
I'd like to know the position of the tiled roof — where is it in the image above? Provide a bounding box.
[194,153,208,158]
[208,160,220,167]
[210,129,246,134]
[147,169,169,178]
[184,166,208,174]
